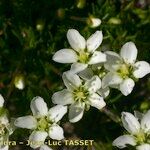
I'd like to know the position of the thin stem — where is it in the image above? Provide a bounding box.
[100,107,121,124]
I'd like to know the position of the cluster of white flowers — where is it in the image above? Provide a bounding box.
[113,110,150,150]
[1,29,150,150]
[0,95,14,150]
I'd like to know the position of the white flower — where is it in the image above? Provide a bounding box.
[0,95,14,150]
[77,64,110,98]
[14,96,67,149]
[53,29,106,73]
[52,72,106,123]
[113,110,150,149]
[103,42,150,96]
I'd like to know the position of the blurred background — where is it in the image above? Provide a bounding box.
[0,0,150,149]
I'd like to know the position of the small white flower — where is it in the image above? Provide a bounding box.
[0,95,14,150]
[113,110,150,149]
[103,42,150,96]
[53,29,106,73]
[52,72,106,123]
[14,96,67,149]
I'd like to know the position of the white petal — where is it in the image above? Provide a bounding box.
[40,145,53,150]
[78,68,94,80]
[0,146,9,150]
[88,51,106,64]
[119,78,135,96]
[0,115,9,125]
[89,93,106,109]
[133,61,150,78]
[62,72,82,91]
[90,18,101,28]
[49,124,64,140]
[69,103,85,123]
[14,115,37,129]
[97,87,110,98]
[136,144,150,150]
[67,29,86,52]
[30,96,48,118]
[29,131,48,149]
[0,94,4,107]
[52,89,74,105]
[84,76,101,93]
[121,112,140,134]
[113,135,136,149]
[102,72,123,88]
[104,51,121,71]
[141,110,150,132]
[87,31,103,53]
[120,42,137,64]
[70,63,88,74]
[48,105,67,123]
[52,49,78,63]
[134,111,144,121]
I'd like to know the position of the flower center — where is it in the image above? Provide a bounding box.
[135,131,146,144]
[73,86,89,102]
[117,64,133,79]
[78,51,90,63]
[37,116,52,132]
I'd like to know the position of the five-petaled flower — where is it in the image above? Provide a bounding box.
[53,29,106,73]
[102,42,150,96]
[113,110,150,150]
[14,96,67,149]
[52,72,106,123]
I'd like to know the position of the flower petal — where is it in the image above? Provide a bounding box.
[52,89,73,105]
[69,103,85,123]
[78,68,94,80]
[89,93,106,109]
[141,110,150,132]
[70,63,88,74]
[14,115,37,129]
[30,96,48,118]
[113,135,136,149]
[84,76,101,93]
[62,72,82,91]
[48,105,67,123]
[49,124,64,140]
[104,51,121,71]
[121,112,140,135]
[0,115,9,125]
[29,131,48,149]
[88,51,106,64]
[136,144,150,150]
[102,72,123,88]
[133,61,150,78]
[40,145,53,150]
[97,87,110,98]
[87,31,103,53]
[0,94,4,107]
[0,146,9,150]
[52,49,78,63]
[119,78,135,96]
[67,29,86,52]
[120,42,137,64]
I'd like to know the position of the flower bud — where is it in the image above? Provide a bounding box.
[14,75,25,90]
[87,16,101,28]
